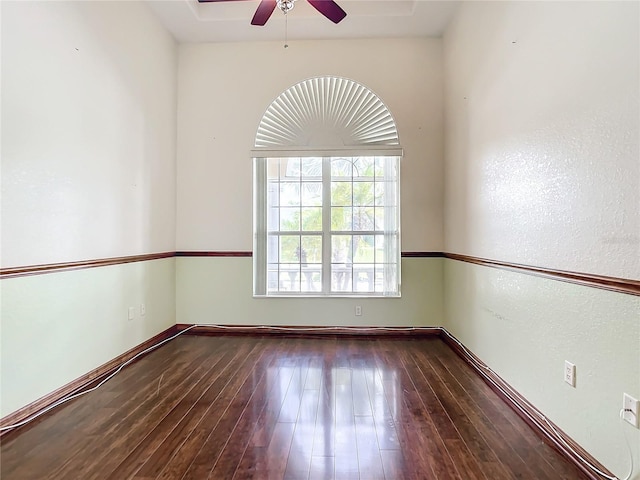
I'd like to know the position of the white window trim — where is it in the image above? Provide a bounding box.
[253,155,401,298]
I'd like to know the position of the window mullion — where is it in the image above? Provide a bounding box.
[321,157,332,294]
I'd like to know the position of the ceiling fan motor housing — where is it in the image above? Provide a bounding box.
[277,0,295,14]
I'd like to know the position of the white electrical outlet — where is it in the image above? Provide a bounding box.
[355,305,362,316]
[564,361,576,387]
[140,303,146,316]
[622,393,639,428]
[128,306,135,321]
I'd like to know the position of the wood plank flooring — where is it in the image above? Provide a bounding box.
[0,335,589,479]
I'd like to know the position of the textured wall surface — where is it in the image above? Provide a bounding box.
[443,2,640,478]
[443,1,639,279]
[1,1,178,268]
[176,38,444,252]
[1,1,178,417]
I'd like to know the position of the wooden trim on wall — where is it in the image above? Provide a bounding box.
[0,252,175,280]
[174,251,253,257]
[401,251,445,258]
[176,323,442,337]
[2,249,636,296]
[0,325,179,437]
[445,252,640,296]
[439,328,614,480]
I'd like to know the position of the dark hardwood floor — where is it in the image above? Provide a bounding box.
[0,335,588,479]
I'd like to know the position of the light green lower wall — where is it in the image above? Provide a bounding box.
[176,257,443,327]
[4,255,636,479]
[443,259,640,479]
[0,258,176,417]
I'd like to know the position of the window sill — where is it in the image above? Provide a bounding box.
[253,293,401,299]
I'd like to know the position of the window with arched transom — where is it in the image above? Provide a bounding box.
[253,76,402,297]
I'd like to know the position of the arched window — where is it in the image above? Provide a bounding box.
[253,76,402,297]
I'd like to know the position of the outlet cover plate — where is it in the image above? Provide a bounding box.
[623,393,639,428]
[564,361,576,387]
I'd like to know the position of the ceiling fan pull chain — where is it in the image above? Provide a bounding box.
[284,11,289,48]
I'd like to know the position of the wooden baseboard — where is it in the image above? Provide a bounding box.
[439,328,614,480]
[0,325,178,437]
[176,323,442,337]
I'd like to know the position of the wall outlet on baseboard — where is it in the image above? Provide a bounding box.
[140,303,146,316]
[128,306,135,321]
[622,393,639,428]
[564,361,576,387]
[355,305,362,316]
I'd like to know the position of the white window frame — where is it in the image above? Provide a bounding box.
[253,148,401,298]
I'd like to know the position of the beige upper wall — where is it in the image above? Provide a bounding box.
[1,1,178,268]
[443,1,639,279]
[176,38,444,252]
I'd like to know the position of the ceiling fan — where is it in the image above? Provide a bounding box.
[199,0,347,26]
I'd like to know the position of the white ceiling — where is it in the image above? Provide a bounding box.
[147,0,461,43]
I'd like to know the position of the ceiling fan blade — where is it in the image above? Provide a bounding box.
[307,0,346,24]
[251,0,277,25]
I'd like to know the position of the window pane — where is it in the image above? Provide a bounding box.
[375,208,384,231]
[354,157,374,178]
[280,269,300,292]
[268,182,280,207]
[268,206,280,231]
[353,207,374,231]
[285,158,301,178]
[374,157,385,177]
[301,235,322,263]
[301,207,322,231]
[374,235,385,263]
[331,158,352,177]
[267,234,279,263]
[280,183,300,206]
[331,207,352,231]
[374,183,385,206]
[331,182,352,206]
[332,263,352,292]
[332,235,352,292]
[300,268,321,293]
[332,235,352,263]
[267,158,281,179]
[384,263,398,292]
[302,157,322,178]
[353,182,374,206]
[301,182,322,206]
[280,207,300,231]
[353,235,374,263]
[375,157,397,179]
[300,234,322,292]
[267,265,279,292]
[384,182,397,206]
[280,235,300,263]
[374,266,384,293]
[385,206,397,231]
[354,264,375,292]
